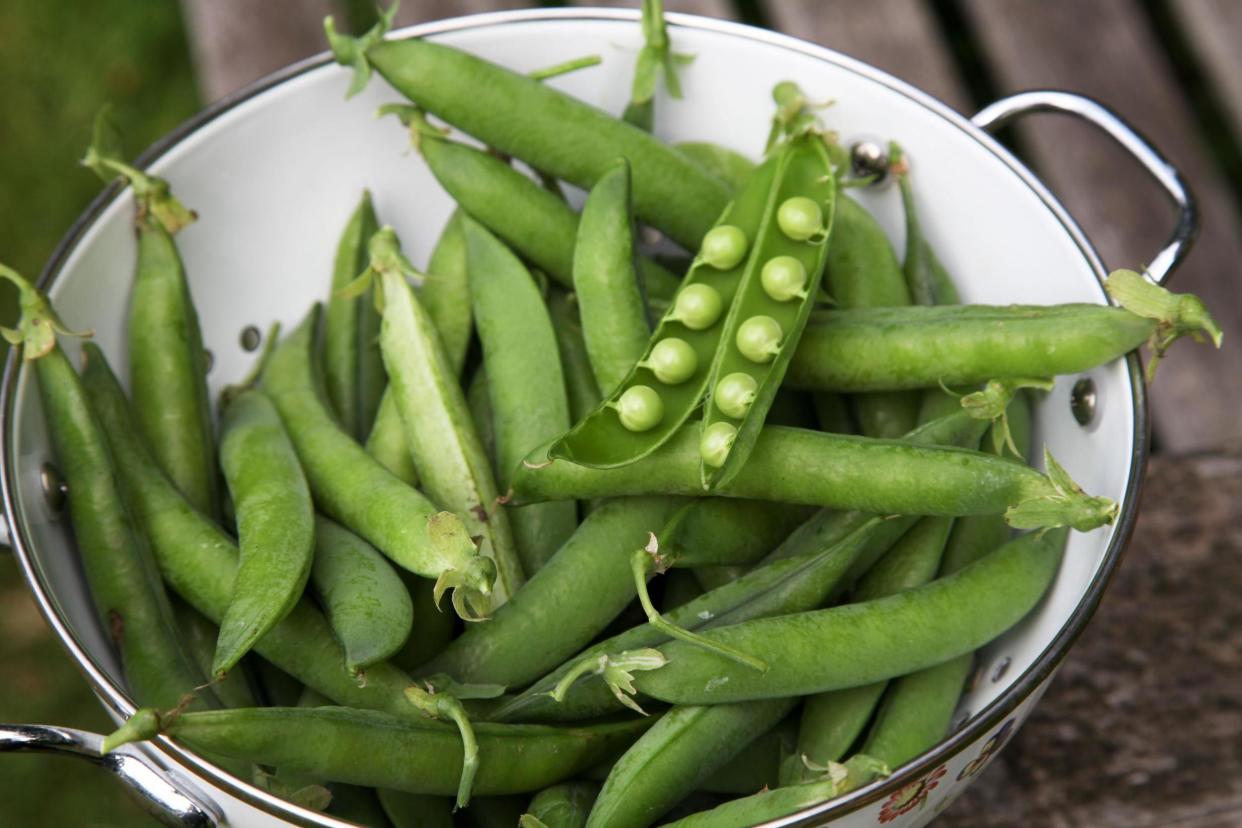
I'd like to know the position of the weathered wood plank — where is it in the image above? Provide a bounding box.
[179,0,343,102]
[768,0,971,112]
[941,452,1242,826]
[393,0,533,28]
[576,0,736,19]
[1170,0,1242,142]
[962,0,1242,453]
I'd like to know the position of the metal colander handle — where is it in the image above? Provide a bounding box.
[972,89,1197,287]
[0,723,219,827]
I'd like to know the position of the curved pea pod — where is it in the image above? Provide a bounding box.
[521,782,598,828]
[495,512,909,724]
[699,134,837,487]
[81,117,220,519]
[79,343,423,720]
[310,516,414,678]
[585,699,795,828]
[420,497,686,688]
[465,218,577,575]
[547,140,789,470]
[364,391,419,487]
[666,755,889,828]
[104,706,651,798]
[328,12,729,249]
[826,194,918,439]
[515,424,1118,531]
[631,527,1069,706]
[214,390,315,677]
[573,160,652,395]
[3,269,209,711]
[423,209,473,377]
[366,228,524,607]
[323,190,380,439]
[547,290,603,424]
[789,271,1222,390]
[416,135,680,300]
[860,653,973,769]
[893,142,960,306]
[262,305,494,619]
[675,141,757,191]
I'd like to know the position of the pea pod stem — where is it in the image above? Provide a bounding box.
[405,683,480,808]
[629,536,769,672]
[550,650,667,716]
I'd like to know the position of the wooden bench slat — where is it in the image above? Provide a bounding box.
[1170,0,1242,142]
[768,0,971,112]
[962,0,1242,453]
[180,0,343,102]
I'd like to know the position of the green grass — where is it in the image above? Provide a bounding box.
[0,1,197,823]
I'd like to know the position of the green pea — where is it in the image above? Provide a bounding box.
[700,225,748,270]
[616,386,664,432]
[736,315,783,363]
[671,284,724,330]
[777,196,823,241]
[648,338,698,385]
[714,372,758,419]
[760,256,807,302]
[700,421,738,468]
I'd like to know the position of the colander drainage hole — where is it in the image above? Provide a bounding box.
[240,325,262,352]
[1071,377,1097,426]
[991,656,1012,683]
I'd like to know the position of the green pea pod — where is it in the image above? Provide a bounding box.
[631,528,1068,705]
[173,602,256,710]
[675,142,757,191]
[698,134,837,488]
[547,290,603,423]
[893,142,960,306]
[789,272,1221,390]
[2,269,210,711]
[105,706,650,798]
[417,134,679,299]
[261,305,494,619]
[367,227,524,607]
[214,390,315,677]
[496,513,909,724]
[311,516,414,677]
[573,160,651,395]
[790,516,953,779]
[420,497,685,688]
[666,755,889,828]
[424,209,473,377]
[464,218,576,575]
[81,118,220,518]
[323,190,380,439]
[391,570,457,673]
[364,391,419,487]
[515,424,1117,531]
[80,343,424,720]
[659,499,813,567]
[549,144,783,470]
[696,716,795,794]
[827,195,918,439]
[379,788,454,828]
[466,367,496,467]
[328,11,729,249]
[521,782,598,828]
[585,700,795,828]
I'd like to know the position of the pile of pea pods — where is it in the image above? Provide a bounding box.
[6,2,1223,827]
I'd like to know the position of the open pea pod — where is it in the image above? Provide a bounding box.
[548,132,835,488]
[699,135,836,488]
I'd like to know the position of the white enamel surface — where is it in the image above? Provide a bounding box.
[7,11,1137,827]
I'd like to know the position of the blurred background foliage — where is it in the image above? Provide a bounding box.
[0,1,196,824]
